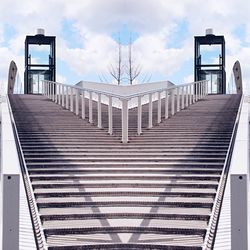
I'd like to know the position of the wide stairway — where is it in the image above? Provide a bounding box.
[9,93,240,249]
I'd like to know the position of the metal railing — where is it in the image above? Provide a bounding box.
[43,80,208,143]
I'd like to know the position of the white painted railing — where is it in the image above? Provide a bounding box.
[43,80,208,143]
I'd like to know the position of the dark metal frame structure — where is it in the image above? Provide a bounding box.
[24,34,56,94]
[194,34,226,94]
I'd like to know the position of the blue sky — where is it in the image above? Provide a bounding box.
[0,0,250,93]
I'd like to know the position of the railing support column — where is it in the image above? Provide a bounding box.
[171,89,175,116]
[108,96,113,135]
[181,86,185,109]
[66,86,69,109]
[165,90,169,119]
[185,85,189,107]
[138,96,142,135]
[157,92,161,124]
[75,89,79,115]
[81,91,85,119]
[177,87,180,112]
[189,85,192,105]
[62,85,65,107]
[121,99,129,143]
[97,93,102,128]
[58,84,61,105]
[89,91,93,123]
[70,87,73,112]
[148,93,153,128]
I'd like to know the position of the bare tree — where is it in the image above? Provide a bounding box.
[127,34,141,85]
[109,35,123,85]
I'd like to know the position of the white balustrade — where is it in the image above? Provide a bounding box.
[81,91,85,119]
[165,90,169,119]
[89,91,93,124]
[137,96,142,135]
[157,92,161,124]
[148,93,153,128]
[43,80,208,143]
[97,93,102,128]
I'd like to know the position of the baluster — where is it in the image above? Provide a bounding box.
[75,89,79,115]
[138,96,142,134]
[97,93,102,128]
[165,90,169,119]
[157,92,161,124]
[108,96,113,135]
[121,99,129,143]
[81,90,85,119]
[148,93,153,128]
[89,91,93,123]
[171,89,175,116]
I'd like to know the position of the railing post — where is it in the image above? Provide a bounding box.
[157,91,161,124]
[108,96,113,135]
[51,83,54,101]
[192,83,195,103]
[70,87,73,112]
[181,86,185,109]
[177,87,180,112]
[121,99,129,143]
[138,96,142,135]
[148,93,153,128]
[48,82,51,99]
[81,90,85,119]
[55,83,58,103]
[195,83,198,102]
[75,89,79,115]
[185,85,189,107]
[66,86,69,109]
[171,88,175,116]
[165,90,169,119]
[97,93,102,128]
[62,85,65,107]
[189,84,192,105]
[58,84,61,105]
[89,91,93,123]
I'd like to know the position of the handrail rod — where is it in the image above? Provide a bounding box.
[6,95,48,250]
[44,80,208,100]
[202,94,243,250]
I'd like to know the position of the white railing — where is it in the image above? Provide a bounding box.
[43,80,208,143]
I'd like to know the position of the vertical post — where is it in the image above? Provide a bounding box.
[157,91,161,124]
[66,86,69,109]
[75,89,79,115]
[121,99,129,143]
[192,83,195,103]
[189,84,192,105]
[195,83,198,102]
[62,85,65,107]
[148,93,153,128]
[176,87,180,112]
[185,85,189,107]
[70,87,73,112]
[89,91,93,123]
[137,96,142,135]
[108,96,113,135]
[48,82,51,99]
[171,89,175,116]
[58,84,61,105]
[165,90,169,119]
[42,81,45,95]
[81,91,85,119]
[181,86,185,109]
[55,83,58,103]
[51,83,54,101]
[97,93,102,128]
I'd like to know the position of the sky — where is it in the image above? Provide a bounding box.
[0,0,250,93]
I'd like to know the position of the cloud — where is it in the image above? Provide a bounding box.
[0,0,249,92]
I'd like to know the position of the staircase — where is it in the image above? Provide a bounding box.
[9,93,240,249]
